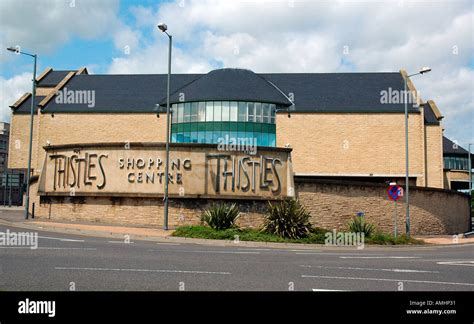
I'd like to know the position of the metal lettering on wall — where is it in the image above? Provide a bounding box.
[39,144,294,199]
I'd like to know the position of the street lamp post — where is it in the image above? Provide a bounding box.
[6,47,37,220]
[158,23,172,230]
[404,67,431,238]
[469,143,472,193]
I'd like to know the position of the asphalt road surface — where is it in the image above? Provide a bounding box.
[1,224,473,291]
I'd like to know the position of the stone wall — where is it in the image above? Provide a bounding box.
[295,178,470,235]
[33,178,470,235]
[35,194,267,229]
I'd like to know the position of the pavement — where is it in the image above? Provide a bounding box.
[0,207,473,291]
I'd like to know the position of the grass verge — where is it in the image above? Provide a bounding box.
[172,226,424,245]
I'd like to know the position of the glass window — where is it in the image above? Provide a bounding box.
[172,104,178,124]
[205,131,212,143]
[222,101,230,121]
[262,103,270,123]
[238,102,246,121]
[255,103,262,123]
[214,101,222,121]
[198,102,206,121]
[191,102,198,122]
[184,103,191,123]
[177,103,184,123]
[270,104,276,124]
[206,101,213,121]
[230,101,238,121]
[247,102,255,122]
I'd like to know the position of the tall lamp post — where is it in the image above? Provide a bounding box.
[157,23,172,230]
[6,46,37,220]
[469,143,472,193]
[404,67,431,238]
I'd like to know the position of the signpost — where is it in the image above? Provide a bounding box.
[388,184,404,238]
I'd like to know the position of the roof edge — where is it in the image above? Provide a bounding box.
[38,71,77,109]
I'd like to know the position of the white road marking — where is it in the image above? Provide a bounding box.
[38,235,85,242]
[55,266,231,275]
[108,241,134,244]
[156,242,181,246]
[300,265,439,273]
[237,248,273,251]
[312,288,348,291]
[0,247,96,250]
[181,250,260,254]
[339,256,420,259]
[301,275,474,287]
[296,253,385,256]
[437,261,474,267]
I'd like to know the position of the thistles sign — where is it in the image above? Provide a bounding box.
[38,143,294,200]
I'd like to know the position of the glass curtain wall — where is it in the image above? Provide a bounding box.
[171,101,277,147]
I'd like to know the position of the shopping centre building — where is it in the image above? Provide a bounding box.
[7,67,471,234]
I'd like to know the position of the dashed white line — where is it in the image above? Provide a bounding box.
[108,241,134,244]
[300,265,439,273]
[301,275,474,287]
[437,261,474,267]
[339,256,420,259]
[0,247,96,250]
[38,235,85,242]
[312,289,348,291]
[180,250,260,254]
[55,266,231,275]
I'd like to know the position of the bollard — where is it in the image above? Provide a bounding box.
[32,202,35,219]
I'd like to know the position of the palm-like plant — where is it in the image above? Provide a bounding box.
[262,199,312,239]
[201,203,240,230]
[348,216,375,237]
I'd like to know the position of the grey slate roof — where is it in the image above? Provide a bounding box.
[42,74,201,113]
[443,136,469,155]
[423,102,440,125]
[261,72,416,113]
[37,71,74,87]
[15,68,421,114]
[160,68,293,106]
[12,95,46,114]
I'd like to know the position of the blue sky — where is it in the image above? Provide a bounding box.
[0,0,472,147]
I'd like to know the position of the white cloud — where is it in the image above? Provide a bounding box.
[0,0,121,59]
[0,72,31,122]
[110,0,472,145]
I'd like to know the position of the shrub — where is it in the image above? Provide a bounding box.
[348,216,375,237]
[201,203,240,230]
[262,199,312,239]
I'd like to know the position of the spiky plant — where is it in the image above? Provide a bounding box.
[262,199,312,239]
[201,203,240,230]
[348,216,375,237]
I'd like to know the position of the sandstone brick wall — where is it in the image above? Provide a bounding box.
[8,113,39,170]
[31,178,469,235]
[276,112,427,184]
[424,125,444,188]
[295,179,470,235]
[444,170,471,190]
[35,195,267,229]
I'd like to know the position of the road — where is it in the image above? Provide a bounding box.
[0,223,473,291]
